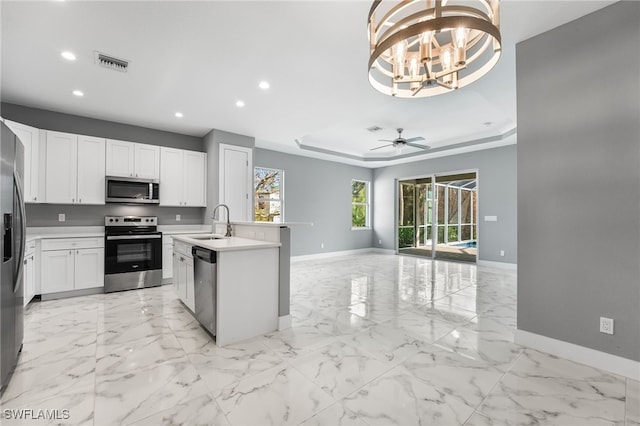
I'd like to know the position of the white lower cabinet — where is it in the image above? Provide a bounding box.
[162,236,174,280]
[40,237,104,295]
[23,241,36,306]
[173,241,194,311]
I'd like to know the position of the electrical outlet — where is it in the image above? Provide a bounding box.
[600,317,614,335]
[176,214,181,221]
[500,250,505,257]
[379,239,382,245]
[321,243,324,249]
[58,214,65,222]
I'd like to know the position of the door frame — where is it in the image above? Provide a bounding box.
[394,168,479,263]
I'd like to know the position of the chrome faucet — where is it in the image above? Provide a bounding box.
[212,204,233,237]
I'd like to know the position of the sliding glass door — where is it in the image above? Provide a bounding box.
[398,172,477,263]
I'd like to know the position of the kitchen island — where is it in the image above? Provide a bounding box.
[172,234,280,346]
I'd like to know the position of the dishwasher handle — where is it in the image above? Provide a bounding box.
[192,247,216,263]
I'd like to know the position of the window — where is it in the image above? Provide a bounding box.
[352,179,370,229]
[254,167,284,222]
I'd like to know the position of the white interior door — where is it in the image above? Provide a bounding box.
[219,144,252,222]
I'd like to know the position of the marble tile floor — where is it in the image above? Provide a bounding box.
[0,253,638,425]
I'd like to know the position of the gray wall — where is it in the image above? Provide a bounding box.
[373,145,517,263]
[517,1,640,361]
[255,148,373,256]
[203,129,255,223]
[1,102,206,227]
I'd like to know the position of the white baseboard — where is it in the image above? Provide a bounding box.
[515,329,640,380]
[278,315,292,331]
[291,248,391,262]
[477,259,518,270]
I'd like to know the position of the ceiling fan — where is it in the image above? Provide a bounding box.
[370,128,430,151]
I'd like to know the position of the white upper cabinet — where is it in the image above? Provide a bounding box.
[134,143,160,180]
[106,139,160,180]
[45,131,106,205]
[77,135,106,204]
[4,120,42,203]
[160,147,206,207]
[159,147,183,206]
[184,151,207,207]
[45,131,78,204]
[105,139,134,177]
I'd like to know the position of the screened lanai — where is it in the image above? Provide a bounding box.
[398,172,477,263]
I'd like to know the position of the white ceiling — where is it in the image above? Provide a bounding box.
[1,0,614,168]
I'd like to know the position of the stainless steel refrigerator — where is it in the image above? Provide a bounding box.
[0,121,25,395]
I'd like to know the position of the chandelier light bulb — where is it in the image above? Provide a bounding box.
[420,31,434,63]
[408,56,420,80]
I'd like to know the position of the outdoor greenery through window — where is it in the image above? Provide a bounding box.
[352,180,370,228]
[254,167,283,222]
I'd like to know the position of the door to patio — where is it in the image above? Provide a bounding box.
[397,172,477,263]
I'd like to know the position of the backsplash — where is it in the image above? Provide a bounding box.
[26,204,205,227]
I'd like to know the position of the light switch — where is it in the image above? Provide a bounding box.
[484,215,498,222]
[58,214,65,222]
[176,214,181,221]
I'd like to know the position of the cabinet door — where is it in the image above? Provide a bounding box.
[75,248,104,290]
[45,131,78,204]
[106,139,135,177]
[162,242,173,279]
[134,143,160,180]
[41,250,74,294]
[172,251,180,294]
[77,136,106,205]
[23,255,35,306]
[184,257,195,312]
[5,120,40,203]
[177,257,188,304]
[159,148,184,206]
[184,151,207,207]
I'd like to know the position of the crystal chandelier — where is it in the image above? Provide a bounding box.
[367,0,502,98]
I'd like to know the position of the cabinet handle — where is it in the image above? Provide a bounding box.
[72,198,75,203]
[79,198,82,203]
[69,250,72,255]
[33,196,37,201]
[24,260,27,265]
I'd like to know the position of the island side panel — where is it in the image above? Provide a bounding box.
[278,227,290,318]
[216,247,279,346]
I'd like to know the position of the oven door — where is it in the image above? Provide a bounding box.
[105,234,162,274]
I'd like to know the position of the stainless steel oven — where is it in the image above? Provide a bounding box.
[104,216,162,293]
[105,176,159,204]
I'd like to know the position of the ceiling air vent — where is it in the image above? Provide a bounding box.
[94,51,129,73]
[367,125,383,132]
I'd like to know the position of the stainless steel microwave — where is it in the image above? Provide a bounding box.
[105,176,160,204]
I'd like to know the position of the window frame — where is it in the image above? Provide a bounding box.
[254,166,285,223]
[351,179,371,230]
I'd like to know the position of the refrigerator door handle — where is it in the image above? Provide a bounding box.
[13,171,26,292]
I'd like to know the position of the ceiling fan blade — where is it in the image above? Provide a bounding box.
[370,144,394,151]
[405,136,425,143]
[377,139,394,142]
[406,143,430,150]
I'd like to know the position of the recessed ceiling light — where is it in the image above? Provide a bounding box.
[483,121,492,127]
[61,51,76,61]
[258,81,270,90]
[72,90,84,97]
[235,100,245,108]
[175,112,183,118]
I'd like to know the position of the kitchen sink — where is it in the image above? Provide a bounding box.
[190,235,228,241]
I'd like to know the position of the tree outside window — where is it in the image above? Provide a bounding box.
[254,167,283,222]
[352,180,370,228]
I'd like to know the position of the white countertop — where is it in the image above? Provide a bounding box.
[26,226,105,241]
[158,224,212,234]
[173,234,281,252]
[214,221,313,227]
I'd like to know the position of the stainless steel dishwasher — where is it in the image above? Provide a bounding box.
[192,247,217,336]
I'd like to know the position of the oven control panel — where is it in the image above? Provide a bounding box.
[105,216,157,226]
